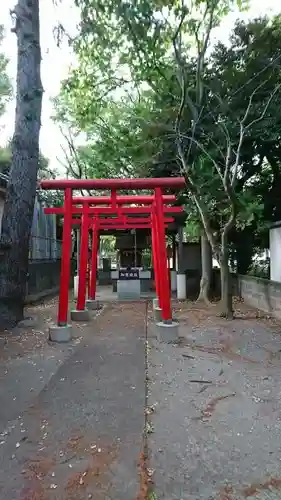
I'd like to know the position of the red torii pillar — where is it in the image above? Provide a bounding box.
[88,217,100,307]
[56,188,73,329]
[73,202,91,321]
[154,188,172,321]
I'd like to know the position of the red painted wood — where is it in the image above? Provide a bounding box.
[89,219,99,300]
[154,188,172,321]
[72,195,176,205]
[44,206,183,215]
[40,177,185,190]
[76,203,90,311]
[57,188,72,326]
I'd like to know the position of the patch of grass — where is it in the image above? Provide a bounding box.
[148,490,158,500]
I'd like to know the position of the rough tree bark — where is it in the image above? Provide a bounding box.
[0,0,43,328]
[219,237,233,319]
[197,228,212,304]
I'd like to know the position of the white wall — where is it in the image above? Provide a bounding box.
[270,225,281,282]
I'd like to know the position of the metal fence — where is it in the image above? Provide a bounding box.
[29,197,62,261]
[29,235,62,261]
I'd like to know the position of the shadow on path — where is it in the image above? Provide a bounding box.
[0,302,147,500]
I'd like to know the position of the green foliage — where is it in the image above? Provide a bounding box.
[0,26,12,117]
[0,146,11,174]
[99,235,116,255]
[55,88,169,182]
[0,145,52,178]
[0,144,62,206]
[59,0,243,131]
[55,5,281,272]
[74,96,160,179]
[248,254,270,279]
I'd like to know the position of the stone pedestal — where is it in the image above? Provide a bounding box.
[177,273,186,300]
[117,279,141,300]
[156,321,179,343]
[152,297,159,310]
[49,325,72,343]
[74,275,79,299]
[70,309,90,322]
[86,299,100,310]
[154,307,162,322]
[171,270,177,292]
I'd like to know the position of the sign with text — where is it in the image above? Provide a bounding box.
[118,268,140,280]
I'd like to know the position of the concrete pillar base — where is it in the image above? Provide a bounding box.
[86,299,100,310]
[70,309,90,322]
[49,324,72,343]
[154,306,162,322]
[171,270,177,292]
[156,321,179,343]
[152,297,159,310]
[74,275,79,299]
[177,273,186,300]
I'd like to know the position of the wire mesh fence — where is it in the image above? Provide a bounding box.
[29,235,62,261]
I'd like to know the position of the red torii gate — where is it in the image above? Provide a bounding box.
[72,215,174,305]
[48,209,176,312]
[45,204,181,319]
[40,177,185,342]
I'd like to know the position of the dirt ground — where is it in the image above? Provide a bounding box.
[147,298,281,500]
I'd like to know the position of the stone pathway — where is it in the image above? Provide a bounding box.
[0,300,146,500]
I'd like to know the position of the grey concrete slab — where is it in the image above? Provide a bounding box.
[70,309,91,322]
[154,307,162,322]
[96,284,156,302]
[117,279,141,300]
[156,321,179,343]
[86,299,100,310]
[147,314,281,500]
[49,324,73,342]
[0,300,78,431]
[0,302,146,500]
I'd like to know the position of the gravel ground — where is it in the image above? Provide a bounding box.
[147,301,281,500]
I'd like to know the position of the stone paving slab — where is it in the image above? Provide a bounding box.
[0,302,146,500]
[0,299,78,430]
[96,285,156,302]
[147,304,281,500]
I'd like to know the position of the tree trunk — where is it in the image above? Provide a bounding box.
[197,228,212,304]
[0,0,43,328]
[235,229,254,275]
[219,247,233,319]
